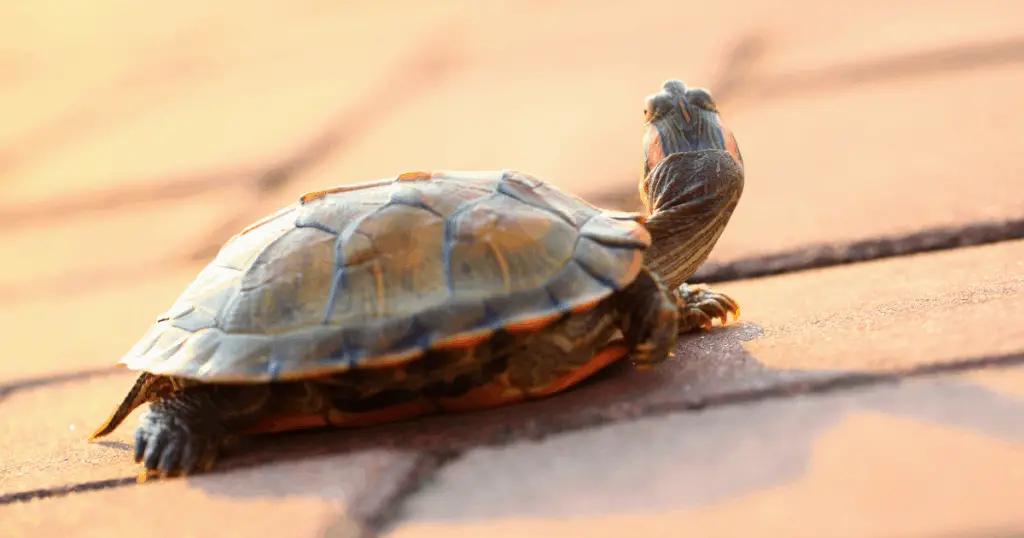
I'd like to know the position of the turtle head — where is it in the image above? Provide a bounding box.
[639,80,744,215]
[638,80,745,288]
[642,80,742,177]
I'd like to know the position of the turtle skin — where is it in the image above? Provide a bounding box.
[91,79,746,479]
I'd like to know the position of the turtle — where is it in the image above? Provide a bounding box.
[91,79,746,478]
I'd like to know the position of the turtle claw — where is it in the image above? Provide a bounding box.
[675,284,741,334]
[133,406,228,480]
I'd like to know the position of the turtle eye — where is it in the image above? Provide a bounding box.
[643,96,658,121]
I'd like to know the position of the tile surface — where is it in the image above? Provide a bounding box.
[388,367,1024,538]
[2,451,419,538]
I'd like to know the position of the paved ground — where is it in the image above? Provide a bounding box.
[1,1,1022,536]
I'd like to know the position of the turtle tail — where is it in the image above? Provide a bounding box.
[89,373,170,440]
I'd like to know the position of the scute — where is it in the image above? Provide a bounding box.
[119,170,652,381]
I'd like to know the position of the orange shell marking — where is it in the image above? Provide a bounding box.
[503,311,564,334]
[439,379,524,412]
[326,399,439,428]
[299,178,395,204]
[396,171,433,182]
[527,343,628,397]
[432,328,496,350]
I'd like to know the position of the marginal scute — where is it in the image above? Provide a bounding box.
[432,327,495,350]
[544,260,615,311]
[169,305,219,333]
[573,236,645,291]
[483,287,563,331]
[579,213,652,249]
[232,205,297,240]
[157,328,222,376]
[416,301,490,343]
[215,208,296,271]
[299,178,394,204]
[501,169,541,188]
[119,170,652,381]
[198,333,271,378]
[295,191,387,235]
[120,324,190,370]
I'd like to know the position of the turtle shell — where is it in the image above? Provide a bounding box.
[120,170,651,382]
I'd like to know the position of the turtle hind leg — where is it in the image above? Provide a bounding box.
[132,382,273,479]
[674,283,740,333]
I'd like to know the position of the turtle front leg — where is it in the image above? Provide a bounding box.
[134,383,272,479]
[615,266,680,368]
[674,283,740,333]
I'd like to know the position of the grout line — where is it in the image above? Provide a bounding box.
[691,217,1024,283]
[345,352,1024,536]
[356,450,463,538]
[0,366,125,403]
[0,22,463,232]
[0,477,138,505]
[1,352,1020,510]
[739,34,1024,103]
[497,351,1024,446]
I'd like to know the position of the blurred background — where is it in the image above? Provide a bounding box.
[0,0,1021,382]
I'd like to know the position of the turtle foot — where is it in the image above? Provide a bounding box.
[133,396,232,481]
[674,283,740,333]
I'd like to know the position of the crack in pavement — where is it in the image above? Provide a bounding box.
[3,351,1021,515]
[736,34,1024,103]
[351,450,462,538]
[691,216,1024,284]
[0,23,464,231]
[0,366,124,404]
[361,351,1024,537]
[0,23,231,184]
[0,477,138,506]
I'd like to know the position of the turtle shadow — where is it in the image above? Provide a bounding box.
[184,322,1024,525]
